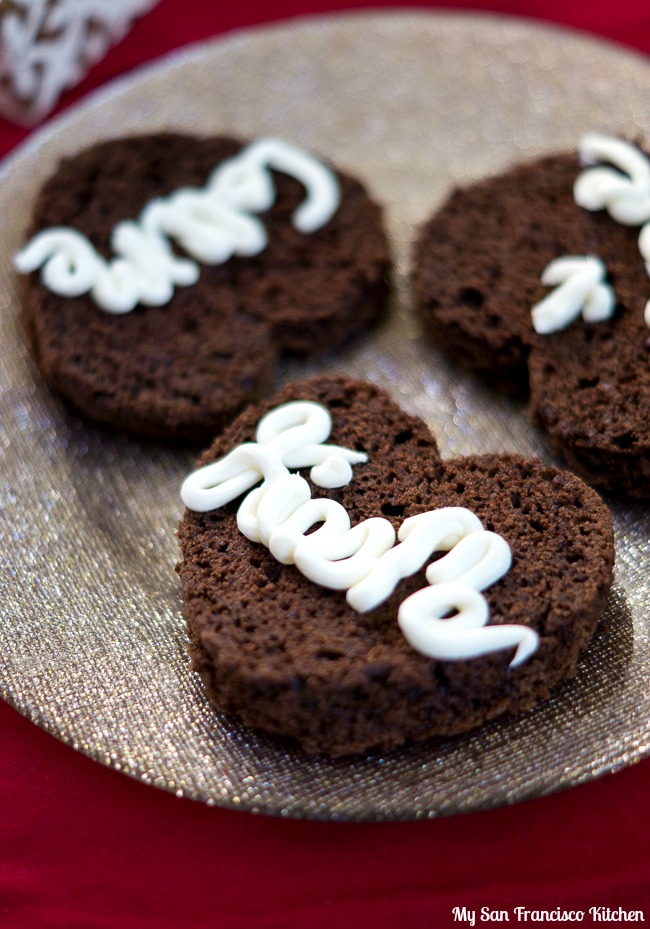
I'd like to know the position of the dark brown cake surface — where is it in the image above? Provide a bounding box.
[177,374,615,757]
[19,134,388,441]
[414,151,650,498]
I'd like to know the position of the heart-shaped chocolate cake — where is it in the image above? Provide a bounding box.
[177,375,614,756]
[414,135,650,499]
[15,134,388,441]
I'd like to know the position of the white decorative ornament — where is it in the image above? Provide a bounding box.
[531,256,615,334]
[574,133,650,225]
[0,0,159,125]
[181,400,539,667]
[14,138,341,313]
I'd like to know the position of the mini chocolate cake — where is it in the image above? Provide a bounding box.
[177,375,614,757]
[414,150,650,498]
[17,134,388,441]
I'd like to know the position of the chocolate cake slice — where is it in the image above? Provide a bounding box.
[414,149,650,498]
[17,134,388,441]
[177,375,614,756]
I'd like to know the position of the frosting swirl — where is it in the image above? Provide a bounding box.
[574,133,650,226]
[531,256,615,334]
[181,400,539,667]
[14,138,341,314]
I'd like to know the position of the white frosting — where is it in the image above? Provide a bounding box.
[574,134,650,225]
[638,221,650,274]
[398,583,539,667]
[636,224,650,329]
[531,256,616,334]
[14,138,341,313]
[572,134,650,328]
[181,400,539,667]
[181,401,367,513]
[344,507,484,613]
[634,200,650,327]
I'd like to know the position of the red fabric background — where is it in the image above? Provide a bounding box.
[1,2,649,927]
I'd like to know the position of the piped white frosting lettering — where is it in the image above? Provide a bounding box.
[572,133,650,328]
[14,138,341,314]
[635,224,650,325]
[181,401,367,513]
[534,134,650,334]
[181,400,539,667]
[398,584,538,667]
[574,133,650,225]
[531,256,616,334]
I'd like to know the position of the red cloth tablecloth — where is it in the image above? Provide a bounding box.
[1,2,649,927]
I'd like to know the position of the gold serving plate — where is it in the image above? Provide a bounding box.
[0,11,648,820]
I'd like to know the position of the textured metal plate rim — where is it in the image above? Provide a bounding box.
[0,11,649,821]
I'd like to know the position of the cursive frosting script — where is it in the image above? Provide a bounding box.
[181,400,539,667]
[574,133,650,226]
[531,255,616,334]
[14,138,341,314]
[573,133,650,327]
[532,134,650,333]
